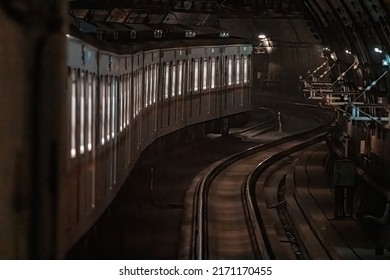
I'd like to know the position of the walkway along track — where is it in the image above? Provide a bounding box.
[188,122,331,259]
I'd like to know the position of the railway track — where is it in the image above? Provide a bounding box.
[188,120,331,259]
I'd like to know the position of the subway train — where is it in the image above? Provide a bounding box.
[60,32,252,257]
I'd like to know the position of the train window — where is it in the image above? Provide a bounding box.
[122,75,126,129]
[145,67,149,107]
[149,66,152,106]
[136,72,139,115]
[111,77,117,139]
[202,59,208,90]
[164,63,170,99]
[138,70,143,111]
[124,74,128,127]
[228,56,233,86]
[87,72,93,151]
[122,75,125,130]
[243,56,248,83]
[217,57,221,87]
[194,58,199,91]
[92,74,97,149]
[100,75,105,145]
[135,70,140,116]
[211,58,216,89]
[202,58,208,89]
[149,66,153,106]
[136,70,141,114]
[236,56,240,84]
[153,64,158,104]
[133,72,137,117]
[107,76,111,141]
[119,76,122,132]
[70,68,77,158]
[134,72,137,115]
[79,71,85,155]
[172,62,176,97]
[178,60,183,95]
[127,73,131,123]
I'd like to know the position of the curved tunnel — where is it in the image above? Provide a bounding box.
[1,0,390,259]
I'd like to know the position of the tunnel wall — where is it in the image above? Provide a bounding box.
[220,16,324,97]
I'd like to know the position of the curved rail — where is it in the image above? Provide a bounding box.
[244,129,329,259]
[189,120,331,259]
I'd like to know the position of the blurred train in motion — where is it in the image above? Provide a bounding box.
[60,31,252,257]
[58,30,252,256]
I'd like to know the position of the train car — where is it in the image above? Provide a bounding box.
[59,32,253,257]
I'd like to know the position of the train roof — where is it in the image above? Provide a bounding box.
[69,25,252,55]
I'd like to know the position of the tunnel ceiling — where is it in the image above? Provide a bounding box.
[70,1,390,79]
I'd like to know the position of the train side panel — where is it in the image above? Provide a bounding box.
[61,36,252,258]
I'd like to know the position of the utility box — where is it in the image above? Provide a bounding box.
[333,159,356,186]
[333,159,356,218]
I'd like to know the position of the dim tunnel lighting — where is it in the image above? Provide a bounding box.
[375,47,383,53]
[258,34,267,39]
[345,50,352,55]
[382,54,390,67]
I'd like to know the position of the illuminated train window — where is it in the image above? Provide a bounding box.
[138,70,142,112]
[127,74,131,124]
[172,62,176,97]
[148,65,153,106]
[119,75,123,132]
[100,75,106,145]
[124,74,129,126]
[137,71,140,114]
[106,75,111,141]
[111,77,117,139]
[79,71,85,155]
[202,58,208,90]
[228,56,233,86]
[70,68,77,158]
[211,58,216,89]
[122,75,126,128]
[138,71,140,113]
[164,63,170,99]
[87,73,93,151]
[133,72,137,117]
[132,73,136,117]
[243,56,248,83]
[194,58,199,92]
[149,66,153,106]
[153,64,158,104]
[236,56,240,84]
[145,67,149,107]
[178,60,183,95]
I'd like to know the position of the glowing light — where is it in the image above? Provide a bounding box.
[382,54,390,67]
[71,148,76,158]
[258,34,267,39]
[374,47,383,53]
[345,50,352,55]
